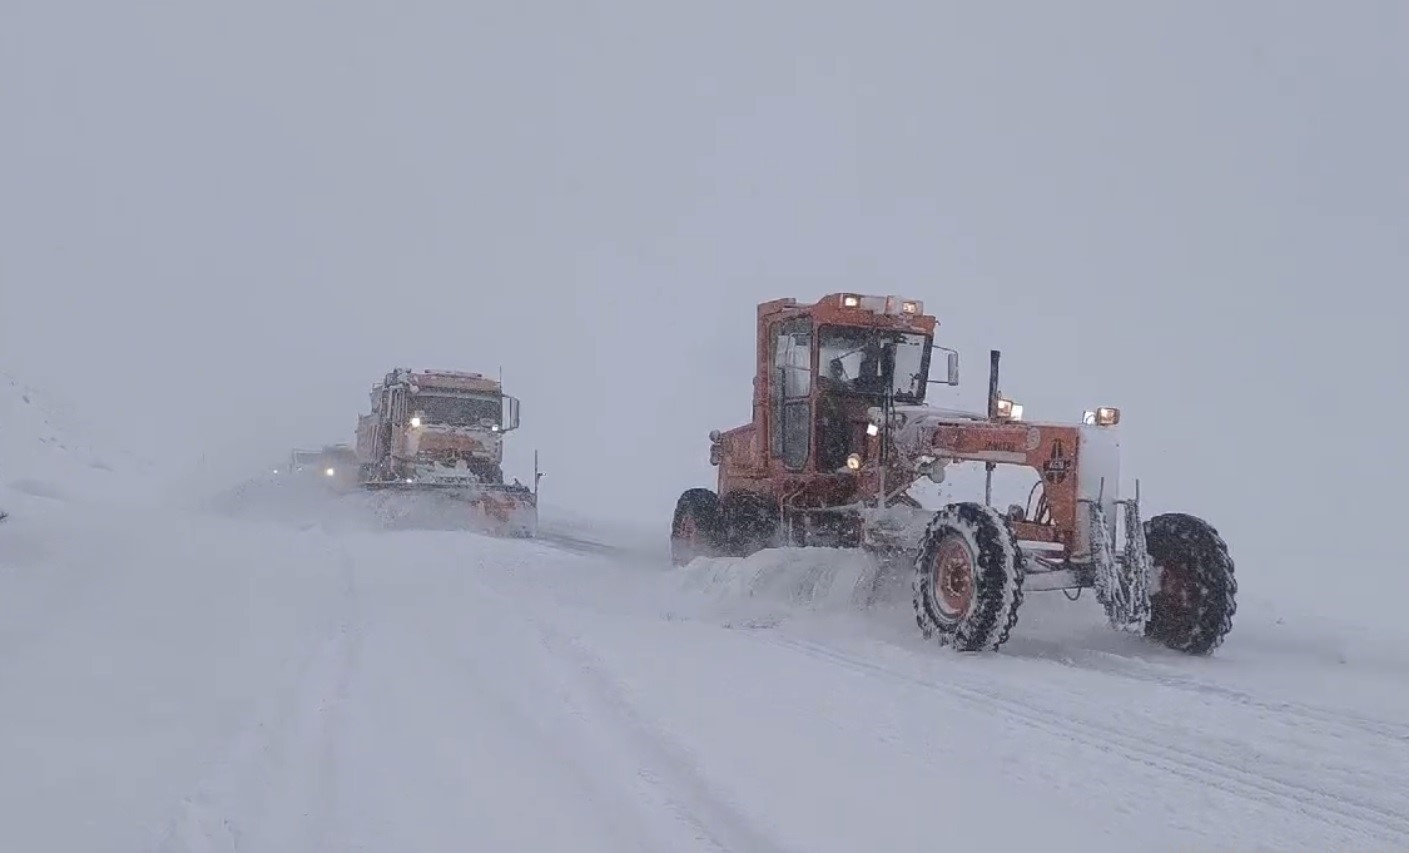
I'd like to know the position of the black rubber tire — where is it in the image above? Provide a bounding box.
[912,502,1026,652]
[718,491,780,558]
[1143,512,1236,655]
[671,488,724,567]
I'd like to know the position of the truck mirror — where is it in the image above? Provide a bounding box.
[946,351,960,386]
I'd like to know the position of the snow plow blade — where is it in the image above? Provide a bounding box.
[360,481,538,538]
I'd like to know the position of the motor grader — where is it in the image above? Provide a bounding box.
[355,368,541,537]
[670,293,1236,655]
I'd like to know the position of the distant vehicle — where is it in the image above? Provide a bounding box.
[353,368,541,537]
[275,444,360,490]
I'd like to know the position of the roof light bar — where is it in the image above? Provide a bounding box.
[837,294,925,317]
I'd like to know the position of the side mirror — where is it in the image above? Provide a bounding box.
[502,395,521,431]
[929,347,960,386]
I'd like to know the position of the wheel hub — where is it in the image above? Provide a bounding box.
[933,535,976,621]
[678,514,699,544]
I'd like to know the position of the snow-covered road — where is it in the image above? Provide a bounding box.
[3,479,1409,852]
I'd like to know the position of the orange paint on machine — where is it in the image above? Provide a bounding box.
[670,293,1236,655]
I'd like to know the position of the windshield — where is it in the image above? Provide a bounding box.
[818,325,931,402]
[414,393,501,427]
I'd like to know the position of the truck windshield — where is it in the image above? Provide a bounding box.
[414,394,501,427]
[818,325,931,402]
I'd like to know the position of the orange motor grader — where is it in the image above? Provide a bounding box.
[670,293,1236,654]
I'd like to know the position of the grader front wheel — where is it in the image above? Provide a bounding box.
[912,502,1026,652]
[1143,512,1237,655]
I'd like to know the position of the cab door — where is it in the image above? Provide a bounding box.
[769,317,812,471]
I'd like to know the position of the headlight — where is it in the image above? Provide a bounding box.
[901,300,920,314]
[410,416,422,428]
[995,397,1023,421]
[841,294,861,308]
[1083,407,1120,426]
[845,453,863,471]
[866,422,880,436]
[325,467,336,476]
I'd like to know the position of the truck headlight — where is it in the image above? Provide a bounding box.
[866,422,880,436]
[1083,407,1120,426]
[841,294,861,308]
[995,397,1023,421]
[845,453,862,470]
[325,467,336,476]
[410,416,422,428]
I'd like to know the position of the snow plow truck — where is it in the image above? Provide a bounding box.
[355,368,540,537]
[670,293,1236,655]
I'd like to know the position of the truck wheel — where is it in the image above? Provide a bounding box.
[912,502,1026,652]
[719,491,779,558]
[1143,512,1236,655]
[671,488,723,566]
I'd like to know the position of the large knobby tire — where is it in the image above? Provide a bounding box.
[671,488,723,566]
[719,491,780,558]
[1143,512,1236,655]
[912,502,1026,652]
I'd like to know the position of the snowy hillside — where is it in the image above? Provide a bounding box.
[0,374,158,511]
[2,374,1409,852]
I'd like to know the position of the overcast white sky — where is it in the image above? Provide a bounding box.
[3,2,1405,610]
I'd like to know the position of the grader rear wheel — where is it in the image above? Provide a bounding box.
[671,488,723,566]
[718,491,780,558]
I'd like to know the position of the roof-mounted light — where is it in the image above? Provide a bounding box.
[995,397,1024,421]
[837,293,925,317]
[1083,407,1120,427]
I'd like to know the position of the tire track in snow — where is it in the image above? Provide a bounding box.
[1011,639,1409,742]
[148,540,363,853]
[462,576,798,853]
[532,622,800,853]
[285,544,363,853]
[765,634,1409,848]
